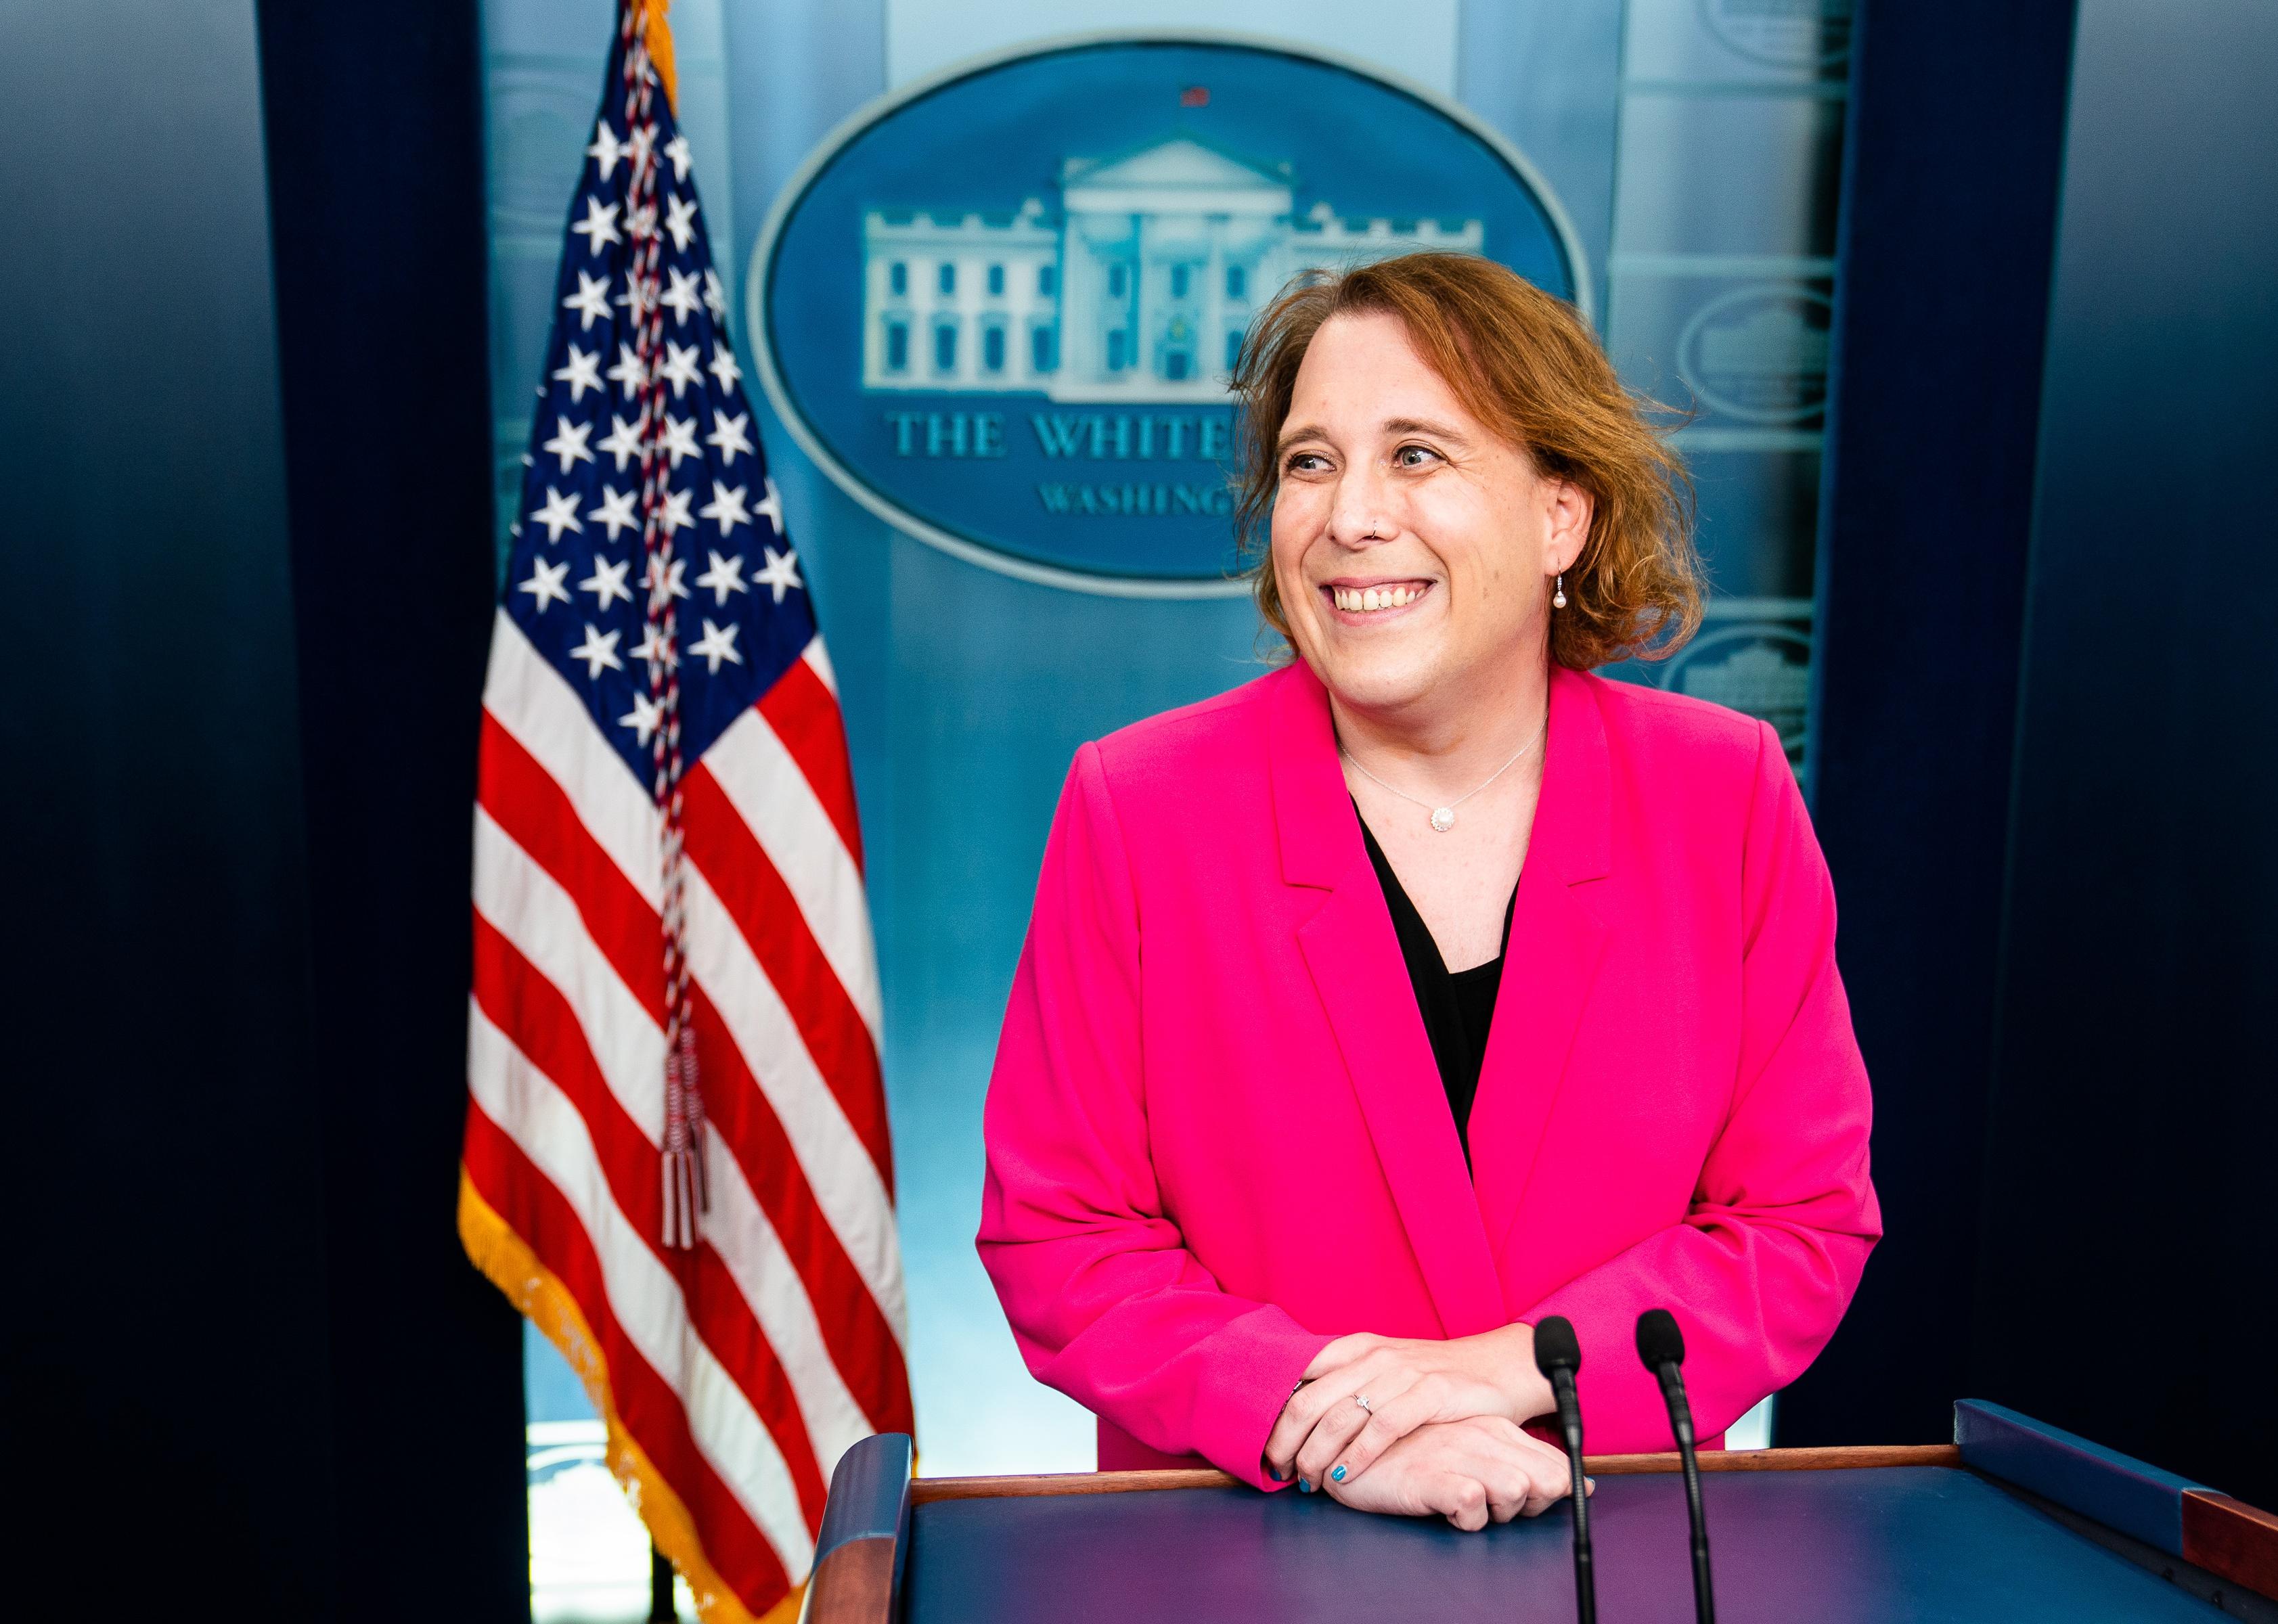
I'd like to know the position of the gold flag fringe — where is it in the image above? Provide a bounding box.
[638,0,678,108]
[459,1170,804,1624]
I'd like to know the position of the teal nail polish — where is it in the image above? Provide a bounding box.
[1331,1465,1346,1483]
[1266,1465,1281,1481]
[1298,1478,1312,1493]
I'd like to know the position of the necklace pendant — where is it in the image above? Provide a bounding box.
[1429,807,1455,833]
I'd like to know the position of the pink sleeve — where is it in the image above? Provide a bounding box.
[976,744,1331,1488]
[1524,720,1881,1439]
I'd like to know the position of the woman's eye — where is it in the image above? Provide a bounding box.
[1285,452,1327,474]
[1395,445,1440,468]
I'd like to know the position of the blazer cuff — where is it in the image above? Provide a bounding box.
[1194,1307,1334,1491]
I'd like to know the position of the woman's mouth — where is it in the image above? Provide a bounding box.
[1323,580,1432,618]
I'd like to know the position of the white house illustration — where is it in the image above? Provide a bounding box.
[859,135,1485,403]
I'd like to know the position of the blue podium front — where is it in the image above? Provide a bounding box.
[801,1405,2278,1623]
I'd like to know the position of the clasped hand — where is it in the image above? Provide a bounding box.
[1261,1327,1582,1531]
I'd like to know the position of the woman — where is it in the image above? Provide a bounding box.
[976,253,1878,1530]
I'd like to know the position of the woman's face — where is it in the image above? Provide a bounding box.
[1269,311,1588,720]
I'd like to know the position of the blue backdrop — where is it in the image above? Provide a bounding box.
[483,0,1850,1474]
[18,7,2273,1616]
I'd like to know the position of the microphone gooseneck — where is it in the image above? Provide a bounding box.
[1532,1315,1596,1624]
[1636,1308,1716,1624]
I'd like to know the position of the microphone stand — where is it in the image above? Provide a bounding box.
[1637,1309,1715,1624]
[1532,1316,1596,1624]
[1663,1377,1713,1624]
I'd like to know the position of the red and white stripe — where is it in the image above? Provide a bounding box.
[466,610,911,1609]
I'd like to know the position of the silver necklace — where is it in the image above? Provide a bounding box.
[1330,715,1548,829]
[1341,718,1546,833]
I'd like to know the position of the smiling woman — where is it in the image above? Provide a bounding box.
[976,250,1879,1534]
[1233,253,1701,676]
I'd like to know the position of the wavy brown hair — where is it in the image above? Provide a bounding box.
[1230,252,1702,671]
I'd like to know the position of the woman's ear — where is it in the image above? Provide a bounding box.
[1542,478,1594,575]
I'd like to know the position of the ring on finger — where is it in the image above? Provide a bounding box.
[1354,1394,1372,1413]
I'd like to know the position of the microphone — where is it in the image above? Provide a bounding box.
[1532,1315,1596,1624]
[1636,1309,1716,1624]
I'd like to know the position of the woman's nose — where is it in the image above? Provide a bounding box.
[1326,471,1394,547]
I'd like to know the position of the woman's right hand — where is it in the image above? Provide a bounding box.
[1266,1326,1555,1490]
[1320,1416,1580,1531]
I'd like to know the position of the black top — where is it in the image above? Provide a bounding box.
[1356,807,1519,1167]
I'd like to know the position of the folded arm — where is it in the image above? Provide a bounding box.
[976,744,1331,1488]
[1523,720,1881,1438]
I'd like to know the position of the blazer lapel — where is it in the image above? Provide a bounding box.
[1469,667,1613,1268]
[1269,664,1508,1338]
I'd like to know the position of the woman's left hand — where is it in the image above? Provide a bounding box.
[1322,1416,1581,1527]
[1264,1326,1557,1492]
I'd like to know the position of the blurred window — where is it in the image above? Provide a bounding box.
[523,1326,690,1624]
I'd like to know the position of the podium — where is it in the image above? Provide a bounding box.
[801,1403,2278,1623]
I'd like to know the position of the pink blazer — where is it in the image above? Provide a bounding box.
[977,660,1879,1487]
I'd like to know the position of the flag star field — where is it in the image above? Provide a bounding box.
[505,88,807,786]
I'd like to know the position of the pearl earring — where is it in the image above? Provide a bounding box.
[1553,572,1567,610]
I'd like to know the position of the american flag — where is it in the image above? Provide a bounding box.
[458,9,910,1622]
